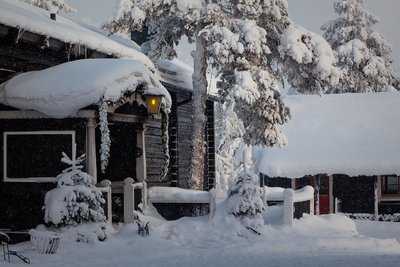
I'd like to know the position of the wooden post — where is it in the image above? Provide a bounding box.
[136,125,147,182]
[124,178,135,223]
[374,176,379,220]
[99,180,112,223]
[291,178,296,189]
[283,189,294,226]
[86,118,97,183]
[316,176,320,215]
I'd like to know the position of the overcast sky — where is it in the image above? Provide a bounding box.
[67,0,400,73]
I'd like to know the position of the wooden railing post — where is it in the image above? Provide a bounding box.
[98,179,112,223]
[124,177,135,223]
[283,189,294,226]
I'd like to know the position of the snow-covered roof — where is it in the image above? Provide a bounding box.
[256,92,400,178]
[157,59,194,91]
[0,59,171,118]
[0,0,153,68]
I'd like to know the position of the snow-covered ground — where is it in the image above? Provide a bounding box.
[3,205,400,267]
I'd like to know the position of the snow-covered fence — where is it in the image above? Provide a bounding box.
[344,213,400,222]
[29,230,62,254]
[123,178,148,223]
[148,186,217,220]
[97,180,112,223]
[262,186,315,225]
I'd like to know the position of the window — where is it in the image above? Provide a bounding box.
[3,131,75,182]
[382,175,400,195]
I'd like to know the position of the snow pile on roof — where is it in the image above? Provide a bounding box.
[0,59,171,118]
[0,0,153,68]
[149,186,211,204]
[257,92,400,178]
[157,59,194,90]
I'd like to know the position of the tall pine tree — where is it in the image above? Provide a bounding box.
[104,0,339,190]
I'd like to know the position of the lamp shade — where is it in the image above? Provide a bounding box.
[145,95,162,114]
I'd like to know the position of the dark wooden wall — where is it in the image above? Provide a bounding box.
[0,118,86,230]
[203,100,216,191]
[333,175,375,214]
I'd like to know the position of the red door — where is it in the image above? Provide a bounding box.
[319,195,330,214]
[318,176,330,214]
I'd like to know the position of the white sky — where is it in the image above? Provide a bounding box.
[67,0,400,73]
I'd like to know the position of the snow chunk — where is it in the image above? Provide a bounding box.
[280,24,339,84]
[149,187,212,204]
[0,0,153,67]
[0,59,171,118]
[157,58,194,90]
[257,92,400,178]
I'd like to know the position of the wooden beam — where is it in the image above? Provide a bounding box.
[86,118,97,182]
[374,176,380,220]
[109,113,145,124]
[0,110,96,119]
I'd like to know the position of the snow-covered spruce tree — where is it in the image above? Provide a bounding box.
[20,0,75,13]
[104,0,339,190]
[227,146,264,231]
[44,151,106,227]
[322,0,399,93]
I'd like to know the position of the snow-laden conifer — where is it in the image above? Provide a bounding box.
[104,0,339,188]
[44,149,105,227]
[322,0,399,92]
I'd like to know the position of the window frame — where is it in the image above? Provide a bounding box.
[382,175,400,195]
[3,131,76,183]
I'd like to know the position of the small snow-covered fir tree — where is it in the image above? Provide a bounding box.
[227,146,265,230]
[322,0,399,93]
[21,0,75,13]
[44,147,105,227]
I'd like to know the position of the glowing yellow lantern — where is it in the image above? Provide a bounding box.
[145,95,162,114]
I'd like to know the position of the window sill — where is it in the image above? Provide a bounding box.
[381,195,400,202]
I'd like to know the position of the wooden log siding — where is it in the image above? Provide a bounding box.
[0,23,112,84]
[176,91,194,189]
[204,100,216,191]
[167,93,179,186]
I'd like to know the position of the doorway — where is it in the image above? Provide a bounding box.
[96,122,138,222]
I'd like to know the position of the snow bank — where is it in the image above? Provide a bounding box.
[0,0,153,67]
[149,186,211,204]
[0,59,171,118]
[257,92,400,178]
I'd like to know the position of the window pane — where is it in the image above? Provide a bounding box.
[385,176,399,194]
[6,133,73,179]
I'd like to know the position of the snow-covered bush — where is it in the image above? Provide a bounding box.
[227,167,265,231]
[44,151,106,227]
[322,0,399,93]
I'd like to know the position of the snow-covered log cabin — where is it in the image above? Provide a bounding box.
[0,0,215,230]
[257,92,400,217]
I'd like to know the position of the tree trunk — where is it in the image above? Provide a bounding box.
[190,33,208,190]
